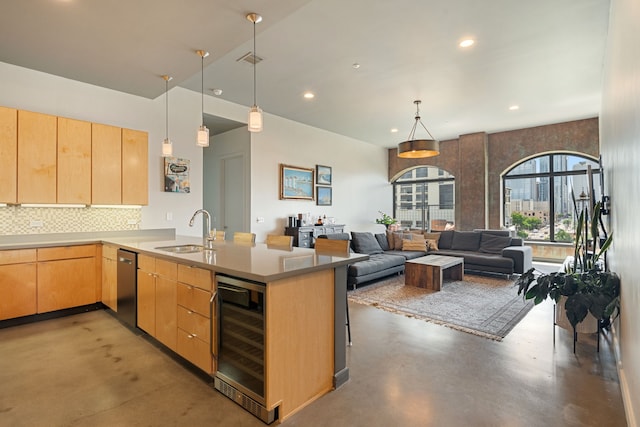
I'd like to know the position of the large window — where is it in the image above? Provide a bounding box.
[393,167,455,231]
[503,153,600,242]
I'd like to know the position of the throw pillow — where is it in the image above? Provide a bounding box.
[424,232,441,243]
[478,233,512,254]
[375,233,390,251]
[451,231,482,251]
[391,232,414,250]
[350,231,383,254]
[426,239,439,251]
[402,238,427,252]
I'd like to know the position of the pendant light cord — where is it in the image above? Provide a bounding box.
[201,55,205,126]
[165,77,169,139]
[253,19,257,106]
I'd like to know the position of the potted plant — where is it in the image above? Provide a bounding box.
[515,202,620,332]
[375,211,398,229]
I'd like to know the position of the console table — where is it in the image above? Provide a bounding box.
[285,225,345,248]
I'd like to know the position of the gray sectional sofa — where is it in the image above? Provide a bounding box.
[319,229,532,289]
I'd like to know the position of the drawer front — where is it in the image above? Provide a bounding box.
[138,254,155,272]
[0,249,37,265]
[155,259,177,279]
[37,245,96,261]
[177,328,213,373]
[177,282,211,317]
[177,264,213,291]
[177,305,210,341]
[102,244,118,260]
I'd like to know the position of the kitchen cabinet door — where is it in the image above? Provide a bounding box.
[122,128,148,205]
[155,275,177,351]
[58,117,91,204]
[37,256,97,313]
[101,245,118,311]
[92,123,121,204]
[17,110,57,203]
[0,263,37,320]
[137,268,156,335]
[0,106,17,204]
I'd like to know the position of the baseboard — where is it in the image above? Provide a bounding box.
[611,324,638,427]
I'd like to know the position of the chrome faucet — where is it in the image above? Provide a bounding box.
[189,209,215,250]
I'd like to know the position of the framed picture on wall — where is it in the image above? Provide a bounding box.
[280,164,315,200]
[316,165,332,185]
[164,157,190,193]
[316,186,332,206]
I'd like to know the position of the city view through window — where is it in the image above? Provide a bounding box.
[392,167,455,231]
[503,153,601,242]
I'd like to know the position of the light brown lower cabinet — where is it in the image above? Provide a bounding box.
[101,244,118,311]
[0,249,37,321]
[37,245,98,313]
[136,255,178,352]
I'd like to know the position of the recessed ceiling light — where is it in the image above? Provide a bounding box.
[303,92,315,99]
[459,39,475,48]
[509,105,520,111]
[352,63,361,69]
[390,128,399,133]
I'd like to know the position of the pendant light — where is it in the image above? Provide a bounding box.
[161,75,173,157]
[397,100,440,158]
[196,50,210,147]
[247,12,263,132]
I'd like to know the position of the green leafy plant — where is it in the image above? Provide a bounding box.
[515,201,620,329]
[375,211,397,226]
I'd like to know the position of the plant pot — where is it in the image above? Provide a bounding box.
[555,296,599,334]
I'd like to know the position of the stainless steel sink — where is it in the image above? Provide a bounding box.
[155,244,205,253]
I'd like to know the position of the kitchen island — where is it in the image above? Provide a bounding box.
[1,231,366,423]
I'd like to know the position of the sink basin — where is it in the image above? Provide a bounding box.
[155,244,206,253]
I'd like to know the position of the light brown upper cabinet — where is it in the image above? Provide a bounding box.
[92,123,122,204]
[122,128,148,205]
[0,106,17,204]
[17,110,57,203]
[58,117,92,204]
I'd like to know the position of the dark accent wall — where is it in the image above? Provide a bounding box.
[388,118,599,231]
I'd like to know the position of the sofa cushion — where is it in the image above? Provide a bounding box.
[348,253,406,277]
[375,233,390,251]
[402,238,427,252]
[438,230,455,249]
[426,239,439,251]
[351,232,383,254]
[451,231,482,251]
[478,233,512,254]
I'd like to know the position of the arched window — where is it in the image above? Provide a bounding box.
[503,153,600,242]
[392,166,455,231]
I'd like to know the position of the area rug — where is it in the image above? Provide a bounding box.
[348,274,534,341]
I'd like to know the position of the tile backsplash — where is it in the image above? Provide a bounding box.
[0,206,141,235]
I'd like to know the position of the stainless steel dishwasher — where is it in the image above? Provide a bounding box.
[116,249,137,329]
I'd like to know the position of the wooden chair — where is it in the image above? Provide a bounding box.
[266,234,293,249]
[430,219,448,232]
[314,238,349,255]
[212,230,225,241]
[315,238,352,345]
[233,232,256,243]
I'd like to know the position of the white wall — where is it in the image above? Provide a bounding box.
[250,113,391,242]
[600,0,640,425]
[0,61,392,243]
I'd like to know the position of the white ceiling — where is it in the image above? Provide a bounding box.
[0,0,609,147]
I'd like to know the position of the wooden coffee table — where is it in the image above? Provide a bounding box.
[405,255,464,291]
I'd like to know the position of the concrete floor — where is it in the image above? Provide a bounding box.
[0,267,627,427]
